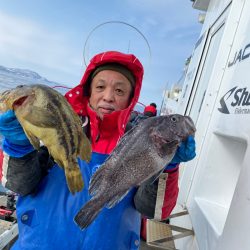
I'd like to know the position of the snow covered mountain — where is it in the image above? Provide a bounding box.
[0,65,71,95]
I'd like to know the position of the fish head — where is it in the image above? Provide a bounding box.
[149,114,196,157]
[158,114,196,143]
[0,85,35,112]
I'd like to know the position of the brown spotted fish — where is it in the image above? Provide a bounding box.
[0,84,91,194]
[74,114,196,229]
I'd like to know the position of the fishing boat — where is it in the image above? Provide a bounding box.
[148,0,250,249]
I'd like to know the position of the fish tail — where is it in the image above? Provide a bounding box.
[65,163,84,194]
[74,198,102,230]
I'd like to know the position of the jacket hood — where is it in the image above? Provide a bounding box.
[65,51,144,154]
[65,51,143,117]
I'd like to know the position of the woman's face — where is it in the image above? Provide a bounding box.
[89,70,133,119]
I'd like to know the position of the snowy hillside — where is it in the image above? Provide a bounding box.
[0,65,72,95]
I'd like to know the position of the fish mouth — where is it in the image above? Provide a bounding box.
[172,131,194,141]
[184,116,196,133]
[13,96,29,108]
[170,128,194,142]
[161,137,181,146]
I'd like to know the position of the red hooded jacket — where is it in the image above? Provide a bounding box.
[65,51,143,154]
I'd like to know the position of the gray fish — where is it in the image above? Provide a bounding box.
[74,114,196,229]
[0,84,91,194]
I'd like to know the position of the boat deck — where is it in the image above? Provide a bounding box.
[140,219,176,250]
[0,196,18,250]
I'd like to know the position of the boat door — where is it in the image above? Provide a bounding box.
[177,3,232,208]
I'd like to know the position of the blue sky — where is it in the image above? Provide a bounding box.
[0,0,201,108]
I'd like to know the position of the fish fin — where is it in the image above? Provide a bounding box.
[89,166,105,195]
[106,190,129,209]
[160,140,180,156]
[74,198,102,230]
[89,165,109,196]
[109,122,141,155]
[53,157,64,169]
[78,130,91,162]
[150,130,180,157]
[23,128,40,150]
[64,162,84,194]
[22,106,57,128]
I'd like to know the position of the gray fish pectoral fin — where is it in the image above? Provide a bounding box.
[22,106,57,128]
[150,131,180,157]
[160,139,180,156]
[106,190,130,209]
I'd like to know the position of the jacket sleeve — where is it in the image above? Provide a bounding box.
[0,146,55,196]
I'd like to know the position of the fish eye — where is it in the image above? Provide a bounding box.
[171,116,177,122]
[16,85,24,88]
